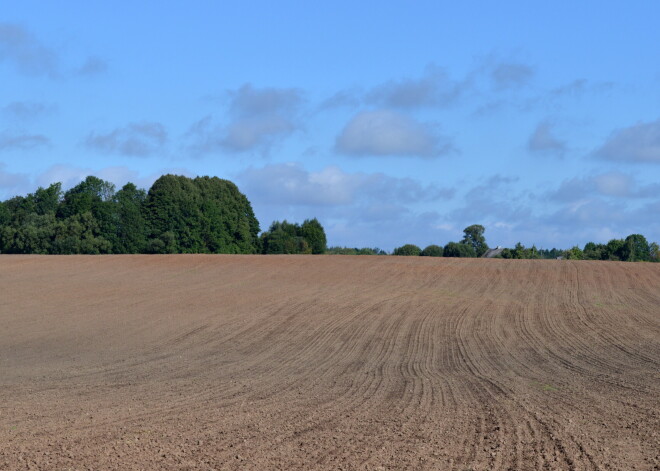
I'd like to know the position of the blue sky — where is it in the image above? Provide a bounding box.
[1,1,659,250]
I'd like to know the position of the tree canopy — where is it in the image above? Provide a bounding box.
[0,174,262,255]
[260,219,328,255]
[393,244,422,256]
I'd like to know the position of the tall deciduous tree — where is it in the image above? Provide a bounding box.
[461,224,488,257]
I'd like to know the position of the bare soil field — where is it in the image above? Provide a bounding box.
[1,255,659,470]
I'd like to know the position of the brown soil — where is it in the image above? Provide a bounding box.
[1,255,659,470]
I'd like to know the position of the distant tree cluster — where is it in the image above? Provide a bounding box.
[260,219,327,254]
[566,235,658,262]
[391,224,658,263]
[392,225,488,258]
[326,246,387,255]
[0,175,262,254]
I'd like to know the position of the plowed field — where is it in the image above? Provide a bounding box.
[1,255,659,470]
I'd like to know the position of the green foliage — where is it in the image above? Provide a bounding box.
[145,175,260,254]
[0,201,9,227]
[565,246,584,260]
[537,248,564,259]
[621,234,650,262]
[300,218,327,254]
[583,242,607,260]
[326,246,387,255]
[500,242,541,259]
[51,212,112,254]
[114,183,148,253]
[461,224,489,257]
[260,219,327,254]
[420,244,443,257]
[393,244,422,256]
[649,242,660,262]
[443,241,476,258]
[0,174,261,255]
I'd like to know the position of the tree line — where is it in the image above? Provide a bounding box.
[1,175,657,261]
[390,225,659,262]
[0,175,326,255]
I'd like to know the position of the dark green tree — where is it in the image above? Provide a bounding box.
[649,242,659,262]
[57,176,116,252]
[565,246,584,260]
[605,238,625,260]
[0,201,8,228]
[260,220,308,254]
[461,224,489,257]
[420,244,443,257]
[621,234,650,262]
[393,244,422,256]
[300,218,327,254]
[583,242,607,260]
[114,183,148,253]
[145,175,260,254]
[443,241,476,258]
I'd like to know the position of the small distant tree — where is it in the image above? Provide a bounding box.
[649,242,659,262]
[393,244,422,256]
[420,244,443,257]
[443,241,476,258]
[565,246,584,260]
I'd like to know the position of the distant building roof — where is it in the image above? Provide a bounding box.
[482,247,504,258]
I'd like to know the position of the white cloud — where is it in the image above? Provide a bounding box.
[593,119,660,163]
[365,65,468,109]
[186,84,304,155]
[335,109,454,158]
[550,172,660,201]
[238,163,454,208]
[85,122,167,156]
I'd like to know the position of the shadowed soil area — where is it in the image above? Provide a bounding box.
[1,255,659,470]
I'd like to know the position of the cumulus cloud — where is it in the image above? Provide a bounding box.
[0,132,50,151]
[528,121,566,155]
[452,175,532,223]
[0,23,58,77]
[186,84,304,155]
[550,172,660,201]
[85,122,167,156]
[593,119,660,163]
[335,109,454,158]
[365,65,468,109]
[237,163,454,207]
